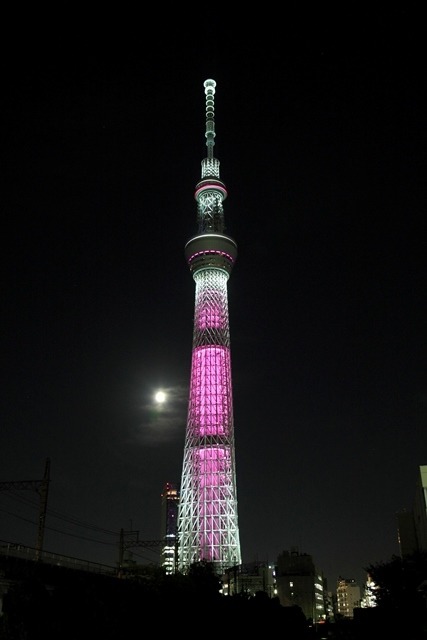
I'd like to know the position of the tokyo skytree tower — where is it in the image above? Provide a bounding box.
[177,79,242,575]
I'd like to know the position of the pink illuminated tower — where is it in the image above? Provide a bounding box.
[177,79,242,575]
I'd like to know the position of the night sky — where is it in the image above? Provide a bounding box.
[1,7,426,589]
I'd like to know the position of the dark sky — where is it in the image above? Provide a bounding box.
[1,7,426,589]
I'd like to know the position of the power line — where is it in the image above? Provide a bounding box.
[1,490,119,536]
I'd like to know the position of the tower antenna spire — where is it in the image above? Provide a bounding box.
[194,79,227,234]
[204,79,216,162]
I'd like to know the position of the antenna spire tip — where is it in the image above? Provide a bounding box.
[204,79,216,92]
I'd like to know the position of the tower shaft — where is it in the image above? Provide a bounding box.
[177,80,241,575]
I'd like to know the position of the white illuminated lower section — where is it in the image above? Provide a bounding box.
[178,261,241,574]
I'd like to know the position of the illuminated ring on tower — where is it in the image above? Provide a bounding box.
[194,180,228,201]
[185,234,237,275]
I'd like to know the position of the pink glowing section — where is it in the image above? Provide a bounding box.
[188,345,232,437]
[196,446,230,560]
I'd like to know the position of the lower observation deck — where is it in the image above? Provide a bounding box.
[185,234,237,274]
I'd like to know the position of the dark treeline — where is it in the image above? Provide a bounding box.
[1,555,427,638]
[0,559,308,638]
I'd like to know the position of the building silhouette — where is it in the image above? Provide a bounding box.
[397,508,419,556]
[160,482,179,575]
[336,577,361,618]
[276,548,326,623]
[397,464,427,556]
[177,79,241,575]
[224,561,277,598]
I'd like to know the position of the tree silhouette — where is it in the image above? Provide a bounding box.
[364,551,427,638]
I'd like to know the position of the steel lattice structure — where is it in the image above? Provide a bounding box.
[177,79,241,576]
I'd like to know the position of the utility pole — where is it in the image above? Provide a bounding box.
[0,457,51,560]
[35,458,50,561]
[117,528,164,577]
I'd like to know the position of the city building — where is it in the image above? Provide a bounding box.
[397,464,427,556]
[276,548,326,623]
[412,464,427,551]
[336,577,361,618]
[223,561,277,598]
[397,508,419,556]
[177,79,241,575]
[160,482,179,575]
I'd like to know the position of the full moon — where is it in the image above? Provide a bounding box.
[155,390,166,404]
